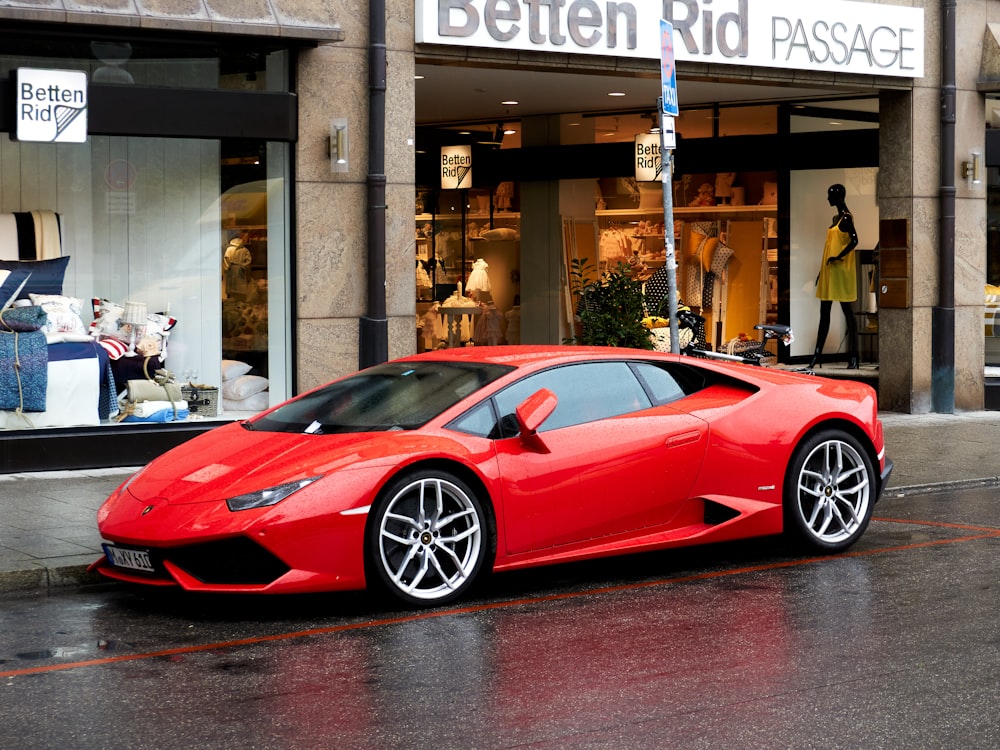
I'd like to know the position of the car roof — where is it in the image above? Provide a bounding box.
[398,345,676,370]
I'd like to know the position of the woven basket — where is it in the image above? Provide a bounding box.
[181,385,220,416]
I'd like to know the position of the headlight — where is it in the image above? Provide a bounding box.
[225,476,323,512]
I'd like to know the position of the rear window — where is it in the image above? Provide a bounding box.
[250,361,514,433]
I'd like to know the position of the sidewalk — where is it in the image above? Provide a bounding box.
[3,411,1000,594]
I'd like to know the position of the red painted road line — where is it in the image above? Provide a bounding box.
[873,516,1000,534]
[4,522,1000,681]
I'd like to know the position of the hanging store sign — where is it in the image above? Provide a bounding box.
[15,68,89,143]
[441,145,473,189]
[416,0,924,78]
[635,133,663,182]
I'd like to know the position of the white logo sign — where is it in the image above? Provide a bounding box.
[441,145,473,189]
[416,0,924,78]
[16,68,88,144]
[635,133,663,183]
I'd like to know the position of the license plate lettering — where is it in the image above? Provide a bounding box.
[104,544,154,572]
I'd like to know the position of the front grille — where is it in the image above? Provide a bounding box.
[166,537,290,585]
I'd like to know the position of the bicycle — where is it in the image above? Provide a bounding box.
[675,308,794,367]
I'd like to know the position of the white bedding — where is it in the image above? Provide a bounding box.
[0,353,100,429]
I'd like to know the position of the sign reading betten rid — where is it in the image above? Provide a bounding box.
[16,68,89,144]
[441,145,473,189]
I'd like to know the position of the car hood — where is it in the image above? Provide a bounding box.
[124,422,426,505]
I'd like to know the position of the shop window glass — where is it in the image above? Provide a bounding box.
[789,99,878,133]
[676,108,715,139]
[718,106,777,136]
[0,135,289,430]
[415,187,520,349]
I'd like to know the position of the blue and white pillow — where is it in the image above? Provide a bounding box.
[0,268,31,310]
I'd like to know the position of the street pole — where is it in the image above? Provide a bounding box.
[658,103,679,353]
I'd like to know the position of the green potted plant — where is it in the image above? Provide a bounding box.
[567,257,653,349]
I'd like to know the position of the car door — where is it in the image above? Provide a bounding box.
[489,361,709,555]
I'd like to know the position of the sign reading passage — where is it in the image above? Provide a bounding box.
[16,68,88,144]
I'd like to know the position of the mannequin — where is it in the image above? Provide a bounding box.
[223,237,253,301]
[810,184,859,369]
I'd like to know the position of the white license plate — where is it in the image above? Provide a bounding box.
[103,544,154,573]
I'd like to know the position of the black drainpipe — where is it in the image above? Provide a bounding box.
[933,0,956,412]
[360,0,389,369]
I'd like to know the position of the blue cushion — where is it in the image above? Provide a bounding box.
[0,256,70,300]
[0,268,31,309]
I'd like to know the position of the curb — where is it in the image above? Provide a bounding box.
[0,563,104,596]
[881,476,1000,499]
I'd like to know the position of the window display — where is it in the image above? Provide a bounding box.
[594,172,778,352]
[415,187,520,349]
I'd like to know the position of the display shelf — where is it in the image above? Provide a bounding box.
[596,205,775,219]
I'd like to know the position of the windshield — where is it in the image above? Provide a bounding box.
[251,361,514,434]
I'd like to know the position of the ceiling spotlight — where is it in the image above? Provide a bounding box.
[608,92,626,97]
[500,100,519,106]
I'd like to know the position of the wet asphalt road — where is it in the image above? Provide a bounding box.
[2,486,1000,750]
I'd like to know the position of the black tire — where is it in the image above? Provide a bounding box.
[367,469,490,607]
[784,429,876,552]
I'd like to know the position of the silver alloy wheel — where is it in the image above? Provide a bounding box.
[376,476,483,602]
[794,437,872,546]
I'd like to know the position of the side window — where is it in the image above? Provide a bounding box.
[493,362,652,435]
[448,400,501,439]
[631,361,706,404]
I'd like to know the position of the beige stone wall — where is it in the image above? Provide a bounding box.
[294,0,417,392]
[879,0,988,413]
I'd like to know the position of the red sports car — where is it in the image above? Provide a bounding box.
[93,346,892,606]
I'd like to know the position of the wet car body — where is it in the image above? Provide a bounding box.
[93,345,891,606]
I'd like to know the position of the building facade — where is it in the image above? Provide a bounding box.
[0,0,996,471]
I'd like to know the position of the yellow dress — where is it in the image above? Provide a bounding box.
[816,213,857,302]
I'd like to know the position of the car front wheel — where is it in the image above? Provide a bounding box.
[368,470,489,607]
[784,429,876,552]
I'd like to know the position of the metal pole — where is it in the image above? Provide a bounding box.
[659,102,679,353]
[360,0,389,369]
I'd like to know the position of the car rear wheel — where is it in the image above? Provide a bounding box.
[368,470,489,607]
[784,429,875,552]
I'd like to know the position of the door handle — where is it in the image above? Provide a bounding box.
[665,430,701,448]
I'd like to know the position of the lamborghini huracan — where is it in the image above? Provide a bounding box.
[93,346,892,606]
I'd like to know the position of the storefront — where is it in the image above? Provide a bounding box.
[416,2,923,367]
[412,0,990,414]
[0,8,353,471]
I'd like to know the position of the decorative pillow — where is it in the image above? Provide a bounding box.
[0,304,47,332]
[0,257,70,299]
[222,374,269,401]
[223,391,270,412]
[700,237,720,272]
[479,227,518,241]
[710,244,736,275]
[29,293,87,335]
[97,338,129,360]
[90,298,127,341]
[0,268,31,309]
[222,359,253,381]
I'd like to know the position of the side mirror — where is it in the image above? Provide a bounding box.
[515,388,557,452]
